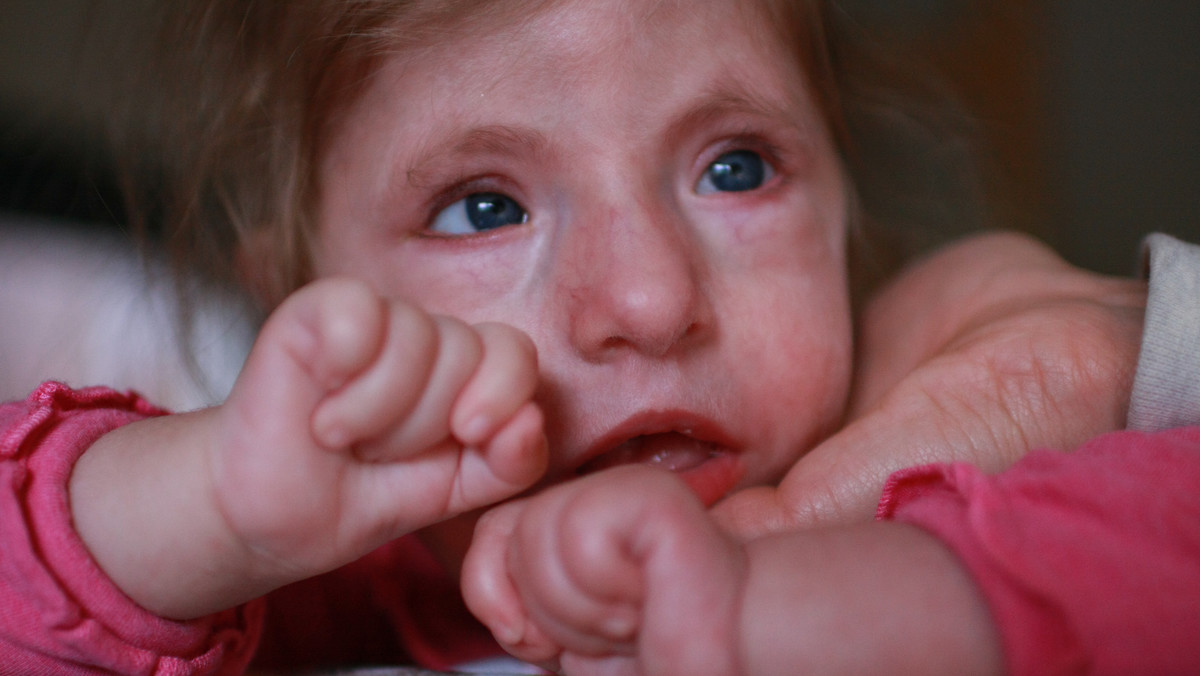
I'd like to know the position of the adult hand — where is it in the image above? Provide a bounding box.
[714,231,1147,535]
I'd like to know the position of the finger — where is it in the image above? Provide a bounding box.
[462,503,562,664]
[451,322,539,447]
[450,401,548,511]
[247,277,384,391]
[310,299,439,450]
[713,436,896,537]
[355,314,482,461]
[761,376,978,530]
[558,474,648,608]
[231,278,385,457]
[216,279,389,554]
[709,485,790,540]
[461,504,529,646]
[512,472,651,654]
[331,403,542,542]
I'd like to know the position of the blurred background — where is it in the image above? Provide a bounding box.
[836,0,1200,274]
[1,0,1199,275]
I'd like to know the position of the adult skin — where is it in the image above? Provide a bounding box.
[714,230,1148,535]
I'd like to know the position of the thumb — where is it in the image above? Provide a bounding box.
[230,278,386,449]
[709,486,790,540]
[712,400,954,537]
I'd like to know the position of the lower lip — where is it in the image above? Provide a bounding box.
[677,452,745,506]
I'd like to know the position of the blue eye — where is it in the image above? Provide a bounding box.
[430,192,528,235]
[697,150,773,194]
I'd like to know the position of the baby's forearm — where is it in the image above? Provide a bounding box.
[738,522,1004,675]
[70,409,270,619]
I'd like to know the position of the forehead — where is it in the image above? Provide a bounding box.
[330,0,824,166]
[415,3,784,86]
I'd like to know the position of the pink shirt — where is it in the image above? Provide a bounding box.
[0,383,259,674]
[880,427,1200,675]
[0,382,497,674]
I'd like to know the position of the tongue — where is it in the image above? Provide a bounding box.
[584,432,717,474]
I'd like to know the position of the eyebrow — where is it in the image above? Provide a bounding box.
[401,85,802,188]
[663,86,802,148]
[404,125,549,188]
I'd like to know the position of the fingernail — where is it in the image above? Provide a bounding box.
[494,614,525,647]
[601,608,638,640]
[313,412,347,448]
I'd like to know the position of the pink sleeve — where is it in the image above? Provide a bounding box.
[878,427,1200,675]
[0,382,263,675]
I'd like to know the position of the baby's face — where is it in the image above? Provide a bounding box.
[315,0,852,507]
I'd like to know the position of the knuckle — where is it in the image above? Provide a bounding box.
[479,322,538,361]
[436,315,484,362]
[387,300,440,356]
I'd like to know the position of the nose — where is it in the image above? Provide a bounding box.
[555,199,713,361]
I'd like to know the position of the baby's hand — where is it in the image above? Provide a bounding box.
[213,278,547,580]
[463,466,744,676]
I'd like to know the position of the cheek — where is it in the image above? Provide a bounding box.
[315,232,536,323]
[713,210,853,472]
[740,274,853,411]
[394,254,512,314]
[706,162,848,275]
[734,289,853,480]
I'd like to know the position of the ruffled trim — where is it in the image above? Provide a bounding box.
[1,382,263,675]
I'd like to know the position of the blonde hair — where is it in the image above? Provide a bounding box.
[120,0,979,310]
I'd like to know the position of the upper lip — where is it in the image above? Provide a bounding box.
[575,409,740,474]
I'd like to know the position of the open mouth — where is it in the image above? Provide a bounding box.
[577,432,722,473]
[576,431,744,505]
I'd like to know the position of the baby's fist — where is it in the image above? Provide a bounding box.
[214,278,547,576]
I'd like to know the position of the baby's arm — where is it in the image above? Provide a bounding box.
[70,278,547,619]
[463,466,1001,676]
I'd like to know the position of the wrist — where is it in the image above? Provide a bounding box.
[738,523,1004,674]
[70,408,264,619]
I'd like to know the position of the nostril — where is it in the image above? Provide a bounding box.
[594,316,708,359]
[600,336,625,351]
[561,209,713,359]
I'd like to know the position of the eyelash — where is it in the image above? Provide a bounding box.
[421,175,519,231]
[414,130,789,233]
[697,133,786,185]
